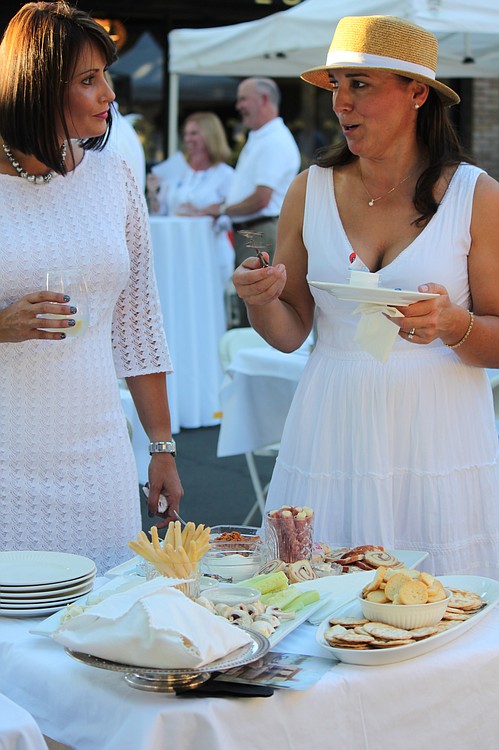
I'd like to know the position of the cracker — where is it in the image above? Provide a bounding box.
[442,611,469,621]
[370,638,415,648]
[329,616,369,627]
[362,623,412,640]
[408,626,439,639]
[361,566,387,597]
[365,589,390,603]
[398,579,428,605]
[330,631,375,645]
[384,573,412,601]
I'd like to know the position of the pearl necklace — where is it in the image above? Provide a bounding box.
[2,141,67,184]
[360,169,413,207]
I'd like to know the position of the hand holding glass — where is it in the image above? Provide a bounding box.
[44,269,89,337]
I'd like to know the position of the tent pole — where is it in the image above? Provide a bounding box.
[168,72,179,157]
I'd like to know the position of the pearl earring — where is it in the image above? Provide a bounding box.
[414,103,420,110]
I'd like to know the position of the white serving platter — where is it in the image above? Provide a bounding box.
[315,574,499,666]
[308,281,439,307]
[104,557,144,578]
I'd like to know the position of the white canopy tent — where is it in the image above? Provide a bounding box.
[168,0,499,154]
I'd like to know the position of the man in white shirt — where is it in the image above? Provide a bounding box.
[205,77,301,325]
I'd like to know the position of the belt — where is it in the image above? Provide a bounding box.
[232,216,278,231]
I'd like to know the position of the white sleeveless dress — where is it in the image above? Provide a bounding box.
[0,148,171,574]
[266,164,499,578]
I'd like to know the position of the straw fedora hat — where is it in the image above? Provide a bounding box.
[301,15,459,107]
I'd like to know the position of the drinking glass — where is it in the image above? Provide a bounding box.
[45,269,89,337]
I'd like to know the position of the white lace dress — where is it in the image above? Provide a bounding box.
[0,147,172,573]
[266,164,499,578]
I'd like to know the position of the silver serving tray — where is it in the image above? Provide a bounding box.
[65,629,269,692]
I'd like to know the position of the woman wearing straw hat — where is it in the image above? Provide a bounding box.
[233,15,499,577]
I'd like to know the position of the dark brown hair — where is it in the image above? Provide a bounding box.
[0,1,117,174]
[315,86,474,227]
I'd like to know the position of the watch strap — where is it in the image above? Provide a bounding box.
[149,440,176,457]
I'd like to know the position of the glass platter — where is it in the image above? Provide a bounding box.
[65,629,269,692]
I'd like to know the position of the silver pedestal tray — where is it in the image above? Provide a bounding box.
[65,629,269,692]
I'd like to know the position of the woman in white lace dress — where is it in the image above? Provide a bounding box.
[233,16,499,577]
[0,2,183,573]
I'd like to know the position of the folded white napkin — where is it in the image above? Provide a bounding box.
[52,577,253,669]
[352,303,405,363]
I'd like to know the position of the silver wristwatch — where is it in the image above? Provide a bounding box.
[149,439,176,457]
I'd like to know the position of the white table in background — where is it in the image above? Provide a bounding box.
[0,693,49,750]
[217,344,310,457]
[1,602,499,750]
[123,216,227,482]
[217,361,499,459]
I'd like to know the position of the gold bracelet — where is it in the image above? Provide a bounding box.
[446,310,474,349]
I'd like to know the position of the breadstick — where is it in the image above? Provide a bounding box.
[192,523,205,541]
[178,546,195,577]
[149,525,162,552]
[181,521,195,549]
[188,539,198,563]
[164,521,175,548]
[128,539,156,562]
[173,520,182,551]
[163,542,190,578]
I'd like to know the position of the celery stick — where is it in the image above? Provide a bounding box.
[261,585,301,609]
[238,570,288,595]
[282,590,320,612]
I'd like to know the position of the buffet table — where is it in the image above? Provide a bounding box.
[217,341,311,457]
[1,598,499,750]
[0,693,49,750]
[125,216,227,481]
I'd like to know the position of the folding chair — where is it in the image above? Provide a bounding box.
[218,328,280,524]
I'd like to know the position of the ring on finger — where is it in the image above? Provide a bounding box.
[408,327,416,340]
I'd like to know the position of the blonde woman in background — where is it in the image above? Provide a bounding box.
[147,111,234,217]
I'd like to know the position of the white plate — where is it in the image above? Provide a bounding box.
[0,551,96,587]
[266,580,334,648]
[308,281,439,307]
[315,574,499,666]
[322,549,428,573]
[0,577,96,601]
[104,557,144,578]
[392,549,428,569]
[0,604,71,618]
[0,569,96,594]
[0,582,95,608]
[29,575,326,647]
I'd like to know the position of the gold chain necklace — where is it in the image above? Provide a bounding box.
[359,169,413,207]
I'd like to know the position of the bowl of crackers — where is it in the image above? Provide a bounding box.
[359,567,451,629]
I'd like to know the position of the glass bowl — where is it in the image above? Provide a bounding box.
[201,525,265,584]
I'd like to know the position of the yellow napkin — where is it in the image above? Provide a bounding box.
[352,303,405,363]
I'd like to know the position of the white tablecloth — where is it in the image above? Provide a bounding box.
[124,216,227,482]
[217,344,310,457]
[2,586,499,750]
[0,693,48,750]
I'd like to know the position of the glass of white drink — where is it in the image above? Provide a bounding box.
[45,269,89,337]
